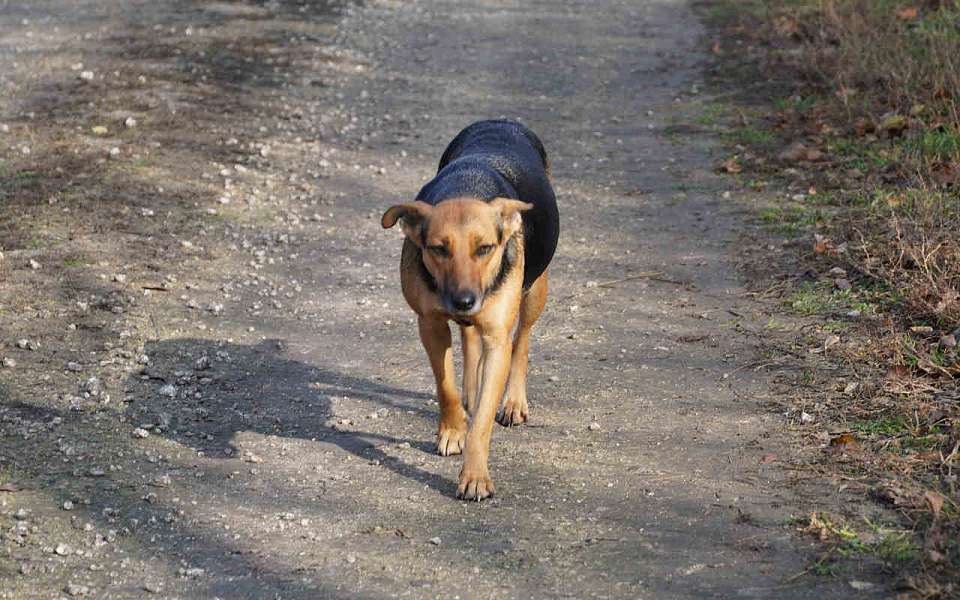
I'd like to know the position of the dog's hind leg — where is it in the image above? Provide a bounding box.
[460,324,482,418]
[419,316,468,456]
[497,271,548,427]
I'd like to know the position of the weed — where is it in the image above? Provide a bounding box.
[852,416,908,437]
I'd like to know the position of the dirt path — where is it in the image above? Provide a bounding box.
[1,0,891,598]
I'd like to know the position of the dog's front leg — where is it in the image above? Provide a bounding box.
[418,316,467,456]
[458,329,512,500]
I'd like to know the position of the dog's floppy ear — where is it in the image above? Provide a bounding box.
[490,197,533,239]
[381,201,432,244]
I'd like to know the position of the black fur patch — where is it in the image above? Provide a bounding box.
[485,234,518,298]
[415,247,438,293]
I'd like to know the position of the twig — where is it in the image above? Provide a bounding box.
[596,272,691,288]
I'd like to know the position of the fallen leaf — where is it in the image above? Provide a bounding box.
[878,113,909,136]
[896,6,919,20]
[885,365,912,380]
[923,490,945,520]
[722,157,742,174]
[824,334,841,350]
[830,432,859,448]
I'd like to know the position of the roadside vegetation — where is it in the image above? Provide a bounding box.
[700,0,959,593]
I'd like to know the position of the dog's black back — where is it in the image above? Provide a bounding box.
[416,120,560,289]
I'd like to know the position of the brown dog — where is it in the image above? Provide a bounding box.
[382,120,559,501]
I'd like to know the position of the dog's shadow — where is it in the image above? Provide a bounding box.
[125,338,450,493]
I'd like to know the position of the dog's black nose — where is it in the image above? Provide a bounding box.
[450,290,477,312]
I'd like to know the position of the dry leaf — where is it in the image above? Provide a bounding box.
[923,490,945,519]
[830,432,859,448]
[824,334,841,350]
[722,157,742,174]
[885,365,912,380]
[896,6,919,20]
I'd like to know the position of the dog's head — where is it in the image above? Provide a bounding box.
[382,197,532,315]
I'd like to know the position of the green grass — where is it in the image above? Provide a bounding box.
[874,533,918,562]
[773,95,818,113]
[903,128,960,163]
[852,416,909,437]
[729,125,777,147]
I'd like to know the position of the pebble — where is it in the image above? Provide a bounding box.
[28,259,41,270]
[940,335,957,348]
[63,500,75,510]
[16,339,31,349]
[548,375,559,382]
[132,428,150,439]
[800,411,815,424]
[428,537,441,546]
[834,278,851,291]
[14,508,31,520]
[2,357,16,368]
[124,117,138,128]
[159,384,177,398]
[588,422,601,431]
[66,362,83,372]
[55,543,73,556]
[64,583,89,596]
[79,71,94,81]
[828,266,847,277]
[143,582,162,594]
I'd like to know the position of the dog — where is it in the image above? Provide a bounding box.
[381,119,559,500]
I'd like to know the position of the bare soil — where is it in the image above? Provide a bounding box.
[1,0,899,598]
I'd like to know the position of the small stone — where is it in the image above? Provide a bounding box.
[834,278,851,291]
[14,508,31,520]
[107,147,121,158]
[79,71,94,81]
[143,582,162,594]
[113,273,127,284]
[828,267,847,277]
[64,582,89,596]
[428,537,441,546]
[346,553,357,563]
[183,567,204,578]
[124,117,138,128]
[800,412,815,424]
[55,543,73,556]
[28,259,41,270]
[16,339,30,349]
[846,310,861,319]
[159,384,176,398]
[2,357,16,368]
[63,500,75,510]
[588,422,601,431]
[548,375,559,382]
[132,428,150,439]
[940,335,957,348]
[66,362,83,372]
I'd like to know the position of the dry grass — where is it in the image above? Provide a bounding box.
[702,0,960,589]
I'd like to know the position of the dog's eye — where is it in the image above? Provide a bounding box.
[427,245,449,258]
[475,244,495,257]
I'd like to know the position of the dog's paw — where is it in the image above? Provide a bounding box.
[496,398,528,427]
[457,467,495,501]
[436,424,466,456]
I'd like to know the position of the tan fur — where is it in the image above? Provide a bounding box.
[383,197,546,501]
